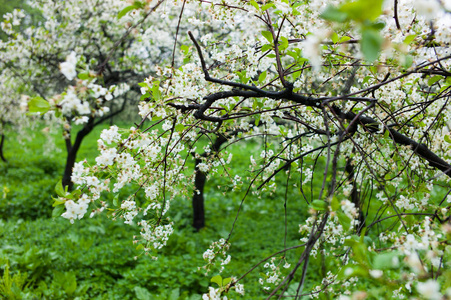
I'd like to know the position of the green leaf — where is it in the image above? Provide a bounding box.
[55,180,66,197]
[339,36,352,43]
[261,3,275,11]
[311,200,328,211]
[77,72,90,80]
[211,275,223,287]
[118,5,138,19]
[258,71,267,83]
[169,288,180,300]
[261,44,272,52]
[66,189,80,200]
[151,81,161,101]
[175,124,185,132]
[222,277,232,286]
[373,252,400,269]
[249,0,259,10]
[136,244,144,251]
[360,28,382,62]
[134,286,152,300]
[52,205,65,218]
[292,70,302,80]
[28,97,51,114]
[331,32,339,44]
[140,93,150,100]
[52,197,65,207]
[113,194,119,207]
[428,75,443,86]
[444,135,451,144]
[279,36,289,51]
[402,55,413,69]
[320,5,348,22]
[181,44,190,56]
[331,197,340,211]
[261,31,273,43]
[403,34,416,44]
[63,272,77,295]
[350,240,371,266]
[340,0,383,22]
[337,211,351,231]
[359,227,367,244]
[370,21,386,30]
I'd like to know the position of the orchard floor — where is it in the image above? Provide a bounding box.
[0,124,313,299]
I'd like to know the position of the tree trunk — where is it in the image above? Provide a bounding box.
[62,120,95,190]
[192,133,228,230]
[0,133,6,162]
[62,147,77,191]
[193,158,206,231]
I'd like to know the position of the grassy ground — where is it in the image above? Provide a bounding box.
[0,123,315,299]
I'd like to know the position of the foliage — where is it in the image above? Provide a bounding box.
[0,126,308,298]
[0,260,29,300]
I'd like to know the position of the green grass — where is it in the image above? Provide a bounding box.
[0,123,316,299]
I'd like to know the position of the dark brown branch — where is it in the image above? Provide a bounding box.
[333,106,451,178]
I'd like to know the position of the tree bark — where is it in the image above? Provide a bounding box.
[192,133,228,230]
[62,120,95,190]
[0,133,6,162]
[193,158,206,231]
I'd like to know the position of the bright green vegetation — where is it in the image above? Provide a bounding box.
[0,125,315,299]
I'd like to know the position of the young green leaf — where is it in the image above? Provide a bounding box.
[222,277,232,286]
[55,180,66,197]
[320,5,348,22]
[52,205,65,218]
[261,31,273,43]
[258,71,267,83]
[118,5,138,19]
[310,200,328,211]
[211,275,223,287]
[28,97,51,114]
[360,28,382,62]
[428,75,443,86]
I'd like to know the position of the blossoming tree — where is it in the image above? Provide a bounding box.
[0,0,183,186]
[40,0,451,298]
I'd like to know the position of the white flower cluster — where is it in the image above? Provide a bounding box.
[59,51,77,81]
[259,257,288,290]
[61,195,89,224]
[202,238,231,274]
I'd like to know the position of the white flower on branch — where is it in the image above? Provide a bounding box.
[59,51,77,81]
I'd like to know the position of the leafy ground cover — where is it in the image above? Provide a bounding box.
[0,124,315,299]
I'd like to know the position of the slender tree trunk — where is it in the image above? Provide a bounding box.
[193,158,206,231]
[62,147,78,191]
[192,133,228,230]
[62,120,94,190]
[0,133,6,162]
